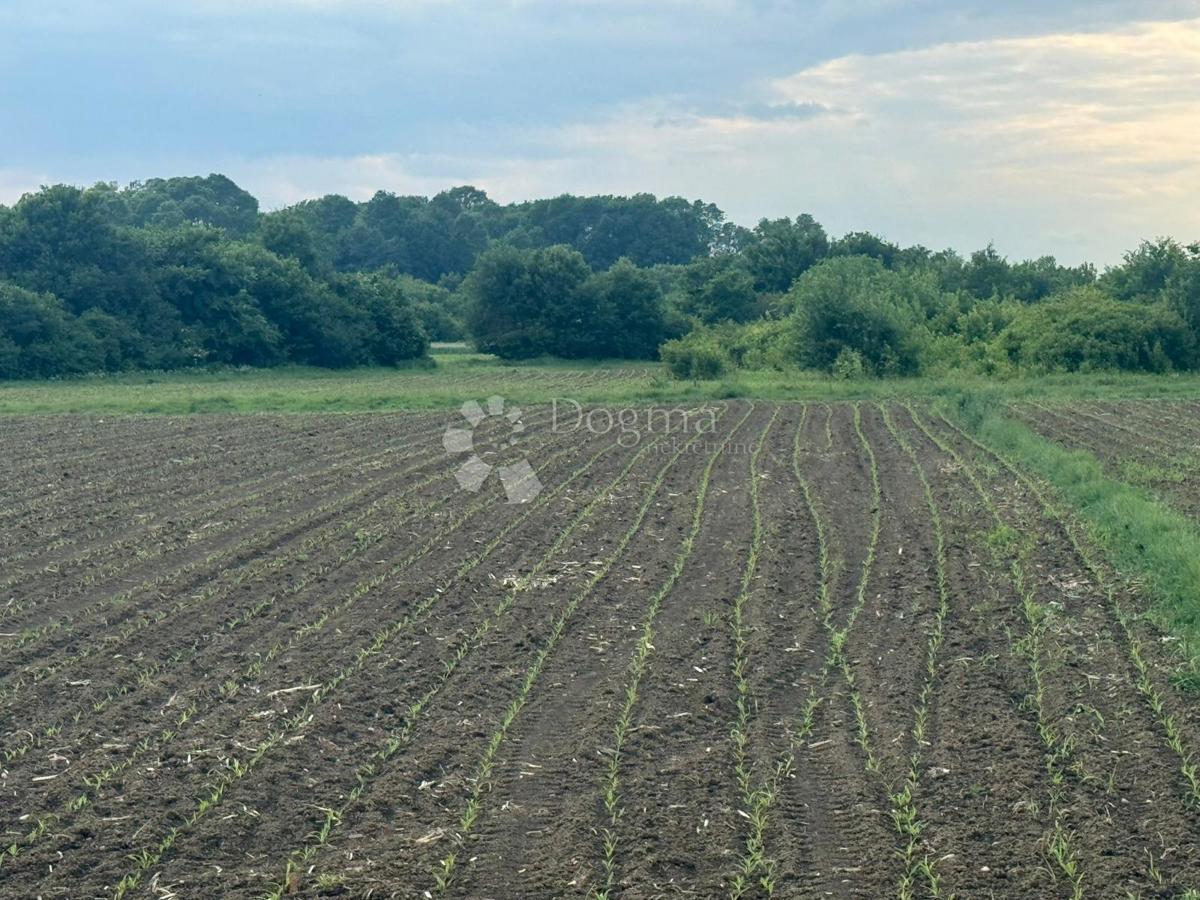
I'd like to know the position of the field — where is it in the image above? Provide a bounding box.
[1014,400,1200,521]
[3,396,1200,899]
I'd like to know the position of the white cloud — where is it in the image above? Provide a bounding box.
[6,15,1197,265]
[474,16,1200,263]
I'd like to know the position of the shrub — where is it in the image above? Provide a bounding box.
[660,330,730,379]
[786,256,931,376]
[831,348,867,380]
[998,286,1196,373]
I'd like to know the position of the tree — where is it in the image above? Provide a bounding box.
[0,282,103,377]
[258,211,322,274]
[1008,256,1095,302]
[331,273,429,364]
[559,259,671,359]
[787,256,929,376]
[678,256,760,324]
[830,231,899,268]
[1163,243,1200,333]
[743,214,829,293]
[1102,238,1196,302]
[466,244,589,359]
[432,185,496,215]
[123,175,259,236]
[512,193,725,269]
[398,276,466,342]
[963,243,1011,300]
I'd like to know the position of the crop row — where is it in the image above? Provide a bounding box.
[88,412,720,897]
[0,407,553,679]
[2,432,592,880]
[928,411,1200,812]
[4,440,565,777]
[427,410,749,894]
[722,409,797,899]
[0,413,467,627]
[0,413,564,771]
[580,405,756,899]
[256,418,698,895]
[0,414,383,540]
[94,424,639,899]
[0,414,447,598]
[878,405,953,898]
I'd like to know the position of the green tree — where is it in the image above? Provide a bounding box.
[830,231,899,267]
[963,243,1011,299]
[123,174,259,236]
[1102,238,1195,301]
[1163,243,1200,333]
[743,214,829,292]
[0,282,104,377]
[786,256,928,376]
[559,259,671,359]
[465,244,590,359]
[677,257,760,324]
[258,211,322,274]
[331,273,429,364]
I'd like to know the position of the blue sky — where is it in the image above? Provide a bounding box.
[2,0,1197,264]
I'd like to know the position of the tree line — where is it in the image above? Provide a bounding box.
[0,173,1196,379]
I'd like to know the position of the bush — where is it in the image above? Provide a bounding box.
[998,287,1196,372]
[660,330,730,379]
[786,256,931,376]
[831,348,867,380]
[718,319,792,370]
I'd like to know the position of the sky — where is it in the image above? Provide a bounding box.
[1,0,1198,265]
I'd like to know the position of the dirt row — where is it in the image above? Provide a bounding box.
[2,403,1199,898]
[1012,400,1200,522]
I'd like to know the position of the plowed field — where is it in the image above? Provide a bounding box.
[3,403,1199,899]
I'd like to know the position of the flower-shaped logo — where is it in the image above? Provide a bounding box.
[442,396,543,503]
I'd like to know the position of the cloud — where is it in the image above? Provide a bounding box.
[4,9,1197,265]
[490,16,1200,263]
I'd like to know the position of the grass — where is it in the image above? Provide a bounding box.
[10,355,1200,414]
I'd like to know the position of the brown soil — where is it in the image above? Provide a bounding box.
[2,402,1199,899]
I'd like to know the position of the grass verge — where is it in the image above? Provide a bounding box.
[8,357,1200,414]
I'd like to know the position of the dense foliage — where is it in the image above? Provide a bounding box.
[659,238,1200,379]
[1,172,1197,379]
[465,247,677,360]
